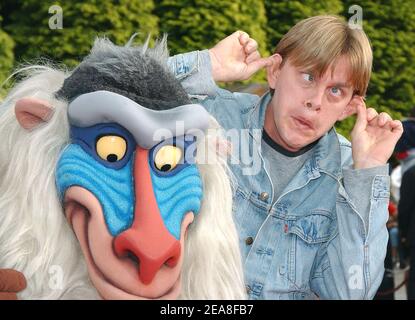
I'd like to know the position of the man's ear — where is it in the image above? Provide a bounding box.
[15,97,54,130]
[337,95,363,121]
[266,54,283,90]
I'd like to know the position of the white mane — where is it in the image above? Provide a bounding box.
[0,66,246,299]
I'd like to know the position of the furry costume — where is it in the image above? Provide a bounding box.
[0,38,245,299]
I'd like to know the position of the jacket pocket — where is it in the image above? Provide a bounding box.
[284,211,335,291]
[288,210,335,244]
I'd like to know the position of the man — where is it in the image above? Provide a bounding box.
[168,15,403,299]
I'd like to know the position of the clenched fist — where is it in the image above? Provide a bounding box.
[209,30,272,82]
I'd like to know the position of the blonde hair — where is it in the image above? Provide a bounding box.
[274,15,372,96]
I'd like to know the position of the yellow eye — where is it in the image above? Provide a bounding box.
[96,135,127,162]
[154,145,182,172]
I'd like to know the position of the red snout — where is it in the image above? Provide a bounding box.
[113,147,181,285]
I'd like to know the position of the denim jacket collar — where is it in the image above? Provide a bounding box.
[244,91,343,182]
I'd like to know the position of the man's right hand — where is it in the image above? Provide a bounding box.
[0,269,27,300]
[209,31,272,82]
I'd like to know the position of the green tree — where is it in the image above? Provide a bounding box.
[2,0,158,68]
[264,0,344,52]
[342,0,415,120]
[0,4,14,99]
[0,28,14,83]
[156,0,269,64]
[333,1,415,138]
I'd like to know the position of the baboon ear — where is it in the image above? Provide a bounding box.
[15,97,54,130]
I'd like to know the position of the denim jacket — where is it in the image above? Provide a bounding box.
[167,50,390,300]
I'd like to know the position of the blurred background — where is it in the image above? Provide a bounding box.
[0,0,414,137]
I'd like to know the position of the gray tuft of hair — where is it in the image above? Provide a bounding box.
[87,34,170,78]
[56,34,190,110]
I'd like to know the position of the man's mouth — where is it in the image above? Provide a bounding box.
[293,116,313,130]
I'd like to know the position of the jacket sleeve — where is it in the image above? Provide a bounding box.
[167,50,218,97]
[310,160,390,300]
[166,50,260,131]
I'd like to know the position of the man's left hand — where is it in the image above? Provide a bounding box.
[351,96,403,170]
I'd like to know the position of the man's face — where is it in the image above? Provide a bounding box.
[266,55,357,152]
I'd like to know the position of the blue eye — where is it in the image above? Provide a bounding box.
[330,87,342,96]
[302,73,314,82]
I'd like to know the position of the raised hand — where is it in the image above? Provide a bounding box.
[209,30,272,82]
[0,269,27,300]
[350,96,403,170]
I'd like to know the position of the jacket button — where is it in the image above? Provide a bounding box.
[246,285,251,294]
[245,237,254,245]
[279,266,286,275]
[259,192,269,201]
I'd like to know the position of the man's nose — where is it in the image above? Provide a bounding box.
[113,147,181,285]
[305,89,324,111]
